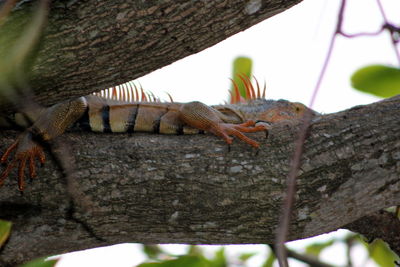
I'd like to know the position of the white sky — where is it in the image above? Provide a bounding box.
[55,0,400,266]
[137,0,399,113]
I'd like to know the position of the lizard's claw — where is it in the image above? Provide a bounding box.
[209,120,267,148]
[1,132,45,191]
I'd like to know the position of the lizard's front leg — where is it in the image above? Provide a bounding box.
[179,101,266,148]
[0,132,46,191]
[0,97,87,191]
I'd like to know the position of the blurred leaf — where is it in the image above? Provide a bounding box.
[230,56,253,99]
[209,248,226,267]
[138,255,209,267]
[0,0,17,28]
[0,219,12,248]
[188,245,204,256]
[239,252,257,262]
[369,239,399,267]
[0,0,49,101]
[19,257,58,267]
[351,65,400,98]
[305,239,334,257]
[262,251,276,267]
[142,245,164,259]
[384,206,400,219]
[385,206,397,213]
[351,233,369,247]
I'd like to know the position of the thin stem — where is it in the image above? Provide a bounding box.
[376,0,400,64]
[275,1,400,264]
[269,245,336,267]
[309,24,338,108]
[274,0,347,266]
[274,110,313,267]
[286,248,336,267]
[339,28,384,38]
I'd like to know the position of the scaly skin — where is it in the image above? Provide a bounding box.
[0,95,313,191]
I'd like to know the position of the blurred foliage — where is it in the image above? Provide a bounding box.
[138,255,209,267]
[351,64,400,98]
[305,239,334,257]
[0,0,48,101]
[143,245,164,260]
[139,246,229,267]
[0,219,12,248]
[230,57,253,101]
[239,252,257,262]
[261,249,275,267]
[137,232,400,267]
[368,239,399,267]
[18,257,58,267]
[355,236,400,267]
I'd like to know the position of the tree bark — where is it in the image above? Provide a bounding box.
[0,0,302,111]
[0,95,399,265]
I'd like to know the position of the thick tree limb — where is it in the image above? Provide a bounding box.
[0,95,399,265]
[0,0,302,110]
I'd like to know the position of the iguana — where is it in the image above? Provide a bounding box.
[0,81,313,191]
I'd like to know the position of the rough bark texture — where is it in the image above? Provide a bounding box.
[0,95,399,265]
[0,0,302,111]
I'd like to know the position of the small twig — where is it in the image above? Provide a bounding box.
[49,138,96,213]
[274,110,314,267]
[376,0,400,65]
[339,28,384,38]
[66,200,105,242]
[286,248,336,267]
[345,235,355,267]
[274,1,347,266]
[335,2,400,61]
[384,23,400,37]
[274,1,400,265]
[269,244,336,267]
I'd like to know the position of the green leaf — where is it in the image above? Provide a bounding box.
[230,56,253,99]
[351,64,400,98]
[305,240,334,257]
[0,219,12,248]
[188,245,204,256]
[351,233,369,247]
[369,239,399,267]
[19,257,58,267]
[239,252,257,262]
[138,255,209,267]
[209,248,226,267]
[262,252,276,267]
[142,245,164,259]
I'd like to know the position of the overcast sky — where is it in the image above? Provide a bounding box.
[138,0,399,113]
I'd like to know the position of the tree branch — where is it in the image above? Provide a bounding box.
[0,95,399,265]
[0,0,302,111]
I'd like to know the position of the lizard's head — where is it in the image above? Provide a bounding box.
[215,99,318,123]
[221,76,318,123]
[253,99,314,123]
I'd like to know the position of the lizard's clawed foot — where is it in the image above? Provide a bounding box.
[0,132,45,191]
[209,120,268,148]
